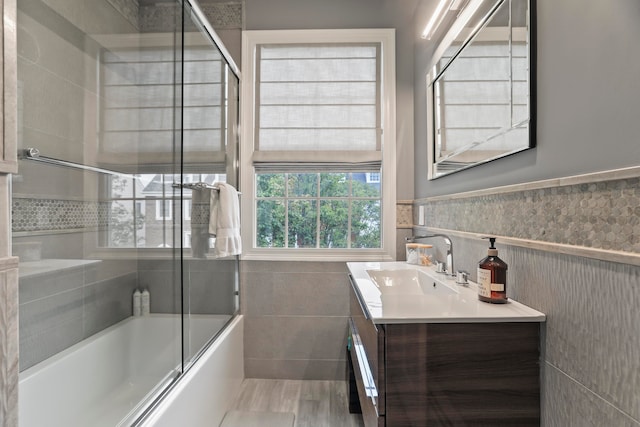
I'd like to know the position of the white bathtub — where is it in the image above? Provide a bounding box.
[19,314,244,427]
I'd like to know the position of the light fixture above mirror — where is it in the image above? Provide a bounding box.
[421,0,480,40]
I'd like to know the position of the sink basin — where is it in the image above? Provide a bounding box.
[366,269,458,296]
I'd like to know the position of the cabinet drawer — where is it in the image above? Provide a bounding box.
[348,275,385,415]
[349,319,383,427]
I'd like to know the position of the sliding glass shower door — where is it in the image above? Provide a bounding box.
[14,0,240,425]
[178,0,240,369]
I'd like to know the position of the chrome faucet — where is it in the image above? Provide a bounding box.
[406,234,454,276]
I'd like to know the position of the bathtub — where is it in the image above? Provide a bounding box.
[19,314,244,427]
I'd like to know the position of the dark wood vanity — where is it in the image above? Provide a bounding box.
[347,274,542,426]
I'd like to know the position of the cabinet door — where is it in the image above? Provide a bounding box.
[384,323,430,426]
[424,323,541,426]
[383,323,540,426]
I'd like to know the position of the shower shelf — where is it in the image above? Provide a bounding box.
[19,259,101,278]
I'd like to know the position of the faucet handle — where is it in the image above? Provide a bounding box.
[436,262,447,274]
[455,270,469,285]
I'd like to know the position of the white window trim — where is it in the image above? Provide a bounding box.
[240,29,396,262]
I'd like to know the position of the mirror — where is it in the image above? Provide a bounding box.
[427,0,535,178]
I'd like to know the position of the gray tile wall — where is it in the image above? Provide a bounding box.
[18,259,138,370]
[241,261,350,380]
[16,255,238,371]
[415,178,640,426]
[442,236,640,426]
[137,258,237,315]
[419,177,640,254]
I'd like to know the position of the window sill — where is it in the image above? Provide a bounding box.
[240,248,395,262]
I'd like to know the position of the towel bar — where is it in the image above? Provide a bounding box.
[172,182,241,194]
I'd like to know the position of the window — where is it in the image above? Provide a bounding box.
[366,172,381,183]
[156,200,173,220]
[257,172,381,249]
[241,29,396,261]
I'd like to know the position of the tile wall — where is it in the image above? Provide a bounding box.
[421,177,640,254]
[242,214,413,380]
[413,171,640,426]
[18,259,137,370]
[241,261,351,380]
[138,258,237,315]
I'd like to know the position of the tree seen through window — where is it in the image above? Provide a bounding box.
[256,172,381,249]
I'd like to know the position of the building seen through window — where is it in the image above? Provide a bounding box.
[104,173,226,248]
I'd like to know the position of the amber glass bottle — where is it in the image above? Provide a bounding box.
[477,237,508,303]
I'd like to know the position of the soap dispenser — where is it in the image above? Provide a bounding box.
[477,237,508,304]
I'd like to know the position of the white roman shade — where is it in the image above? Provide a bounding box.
[252,43,382,172]
[97,34,228,173]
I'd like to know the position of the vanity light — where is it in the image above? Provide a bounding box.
[421,0,472,40]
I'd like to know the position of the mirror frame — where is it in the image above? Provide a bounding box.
[426,0,536,179]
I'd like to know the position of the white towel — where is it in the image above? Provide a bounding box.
[209,182,242,257]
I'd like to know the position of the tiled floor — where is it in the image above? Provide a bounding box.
[227,379,365,427]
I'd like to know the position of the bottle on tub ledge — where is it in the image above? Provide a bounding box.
[141,289,150,316]
[133,289,142,317]
[477,237,508,304]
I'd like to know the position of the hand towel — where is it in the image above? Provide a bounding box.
[209,182,242,257]
[190,187,212,259]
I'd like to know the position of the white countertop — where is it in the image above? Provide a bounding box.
[347,262,546,324]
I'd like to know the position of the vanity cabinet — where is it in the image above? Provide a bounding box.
[347,275,541,426]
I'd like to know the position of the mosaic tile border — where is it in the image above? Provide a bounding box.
[396,200,413,229]
[12,198,108,233]
[414,167,640,266]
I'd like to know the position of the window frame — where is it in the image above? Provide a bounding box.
[240,29,397,261]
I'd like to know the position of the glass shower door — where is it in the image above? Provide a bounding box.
[15,0,240,425]
[14,0,186,425]
[179,1,241,368]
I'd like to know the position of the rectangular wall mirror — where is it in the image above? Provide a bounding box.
[427,0,535,179]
